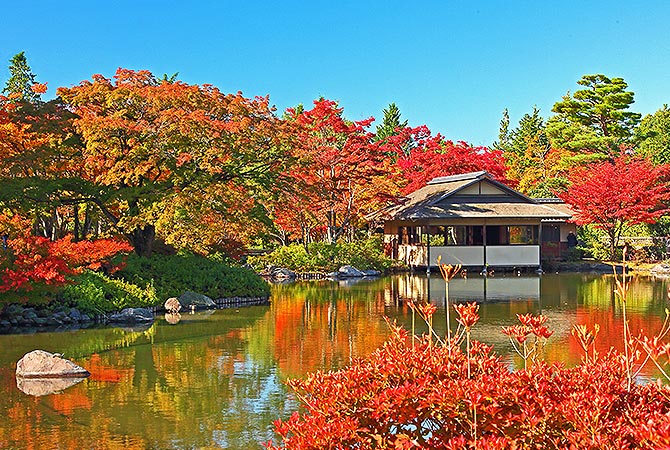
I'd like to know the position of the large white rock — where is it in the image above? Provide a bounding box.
[164,297,181,313]
[108,307,154,323]
[16,350,90,379]
[179,291,216,310]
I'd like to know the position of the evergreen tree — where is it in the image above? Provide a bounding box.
[2,51,41,103]
[547,74,640,158]
[636,105,670,165]
[375,103,408,142]
[492,108,510,152]
[499,107,570,197]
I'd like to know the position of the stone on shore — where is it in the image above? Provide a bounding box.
[16,350,90,379]
[272,267,297,281]
[338,265,366,278]
[179,291,216,310]
[164,297,181,313]
[651,263,670,275]
[108,307,154,324]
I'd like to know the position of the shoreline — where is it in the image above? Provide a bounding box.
[0,295,270,335]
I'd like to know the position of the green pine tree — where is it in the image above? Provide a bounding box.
[375,103,408,142]
[2,51,40,103]
[547,74,640,158]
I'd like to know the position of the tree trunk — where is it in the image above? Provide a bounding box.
[609,229,618,261]
[73,204,80,242]
[82,204,92,239]
[129,225,156,257]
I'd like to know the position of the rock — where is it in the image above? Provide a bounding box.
[338,265,366,278]
[68,308,83,322]
[179,291,216,310]
[361,269,381,277]
[4,304,24,319]
[16,376,88,396]
[22,309,38,321]
[46,316,63,326]
[164,297,181,313]
[326,271,340,279]
[16,350,90,379]
[271,267,296,281]
[107,308,154,324]
[651,264,670,275]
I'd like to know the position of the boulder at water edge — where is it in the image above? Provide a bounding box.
[164,297,181,313]
[179,291,216,310]
[338,265,366,278]
[16,350,90,379]
[108,307,154,324]
[651,264,670,276]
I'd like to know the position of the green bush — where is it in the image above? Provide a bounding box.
[60,271,158,314]
[248,237,394,272]
[115,253,270,300]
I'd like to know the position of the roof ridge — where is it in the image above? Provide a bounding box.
[427,171,489,185]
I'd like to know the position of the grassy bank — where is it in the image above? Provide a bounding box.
[48,253,270,315]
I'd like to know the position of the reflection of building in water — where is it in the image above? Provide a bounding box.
[389,273,541,304]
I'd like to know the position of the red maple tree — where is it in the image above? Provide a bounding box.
[559,156,670,259]
[282,99,400,244]
[388,126,509,194]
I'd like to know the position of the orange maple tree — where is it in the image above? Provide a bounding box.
[56,69,292,256]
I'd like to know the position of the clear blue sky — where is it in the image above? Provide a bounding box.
[3,1,669,146]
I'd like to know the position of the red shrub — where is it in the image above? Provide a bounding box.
[0,233,133,294]
[267,324,670,449]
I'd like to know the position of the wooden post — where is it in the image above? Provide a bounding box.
[426,223,431,274]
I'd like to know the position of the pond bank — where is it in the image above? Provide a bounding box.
[0,295,270,334]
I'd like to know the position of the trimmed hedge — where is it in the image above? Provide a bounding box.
[116,253,270,301]
[249,237,395,272]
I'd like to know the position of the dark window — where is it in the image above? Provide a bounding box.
[542,225,560,243]
[437,225,483,246]
[486,225,506,245]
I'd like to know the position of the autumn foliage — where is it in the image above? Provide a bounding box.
[560,156,670,258]
[0,227,132,295]
[390,126,510,194]
[267,322,670,449]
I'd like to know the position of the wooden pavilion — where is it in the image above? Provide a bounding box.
[369,171,575,270]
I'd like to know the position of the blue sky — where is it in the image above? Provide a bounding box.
[3,1,669,146]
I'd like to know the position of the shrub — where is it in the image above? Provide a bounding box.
[116,253,270,300]
[60,271,157,315]
[267,325,670,449]
[249,237,394,272]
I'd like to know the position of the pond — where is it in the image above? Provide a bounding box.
[0,272,668,449]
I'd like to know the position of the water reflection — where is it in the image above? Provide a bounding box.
[16,376,88,397]
[0,273,669,449]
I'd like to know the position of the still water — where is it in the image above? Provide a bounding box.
[0,273,669,449]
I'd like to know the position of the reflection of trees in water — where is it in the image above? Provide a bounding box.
[1,275,669,448]
[270,279,392,380]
